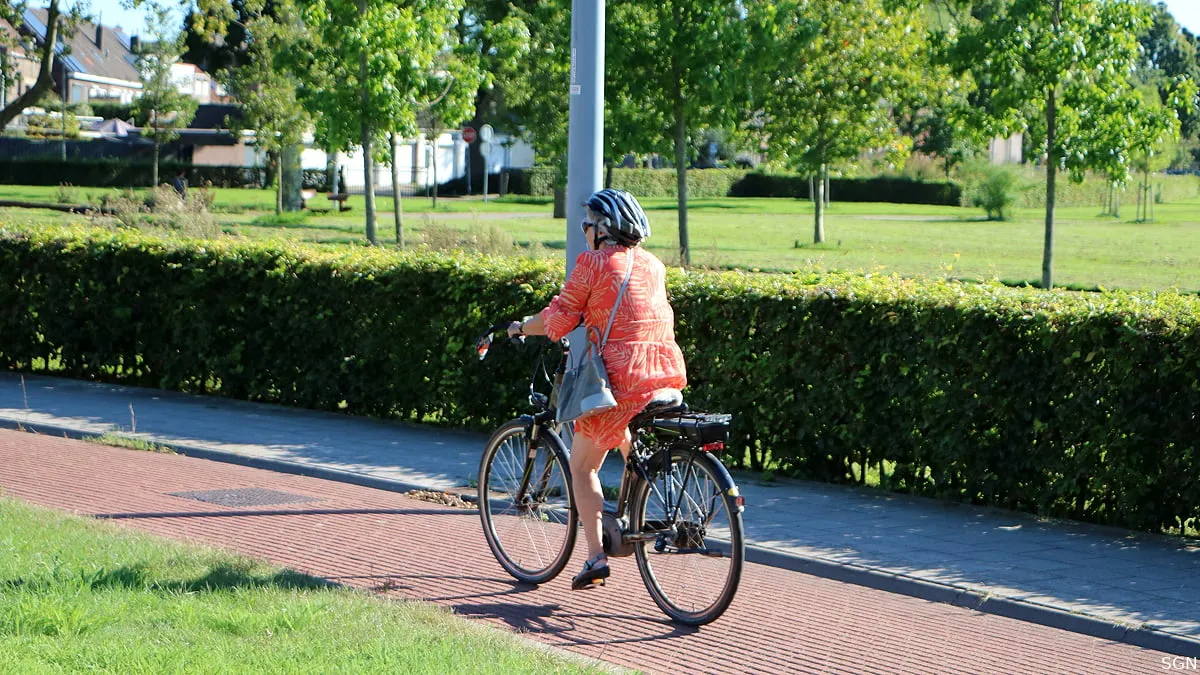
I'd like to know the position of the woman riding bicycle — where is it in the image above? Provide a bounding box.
[507,188,687,590]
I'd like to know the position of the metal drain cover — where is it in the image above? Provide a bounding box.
[169,488,317,507]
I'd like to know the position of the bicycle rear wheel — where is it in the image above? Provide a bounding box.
[630,448,744,625]
[478,419,576,584]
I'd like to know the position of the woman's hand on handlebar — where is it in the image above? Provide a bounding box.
[506,320,524,339]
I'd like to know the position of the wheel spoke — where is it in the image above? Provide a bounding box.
[633,450,743,625]
[479,424,575,584]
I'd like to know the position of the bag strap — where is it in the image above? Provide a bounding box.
[598,248,636,351]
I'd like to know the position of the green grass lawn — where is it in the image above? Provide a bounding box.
[3,183,1198,292]
[0,496,594,673]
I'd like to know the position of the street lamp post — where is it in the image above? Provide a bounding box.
[565,0,605,276]
[565,0,605,365]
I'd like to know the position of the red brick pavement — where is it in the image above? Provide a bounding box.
[0,429,1172,674]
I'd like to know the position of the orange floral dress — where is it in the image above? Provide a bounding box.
[541,246,687,450]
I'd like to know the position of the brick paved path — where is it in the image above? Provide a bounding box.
[0,430,1172,674]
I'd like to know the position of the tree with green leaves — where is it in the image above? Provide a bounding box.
[1137,2,1199,163]
[937,0,1188,289]
[1130,81,1196,220]
[134,2,198,188]
[181,0,262,75]
[606,0,752,264]
[447,1,529,195]
[290,0,477,245]
[752,0,924,245]
[401,51,484,242]
[475,0,569,205]
[0,0,87,129]
[200,0,311,215]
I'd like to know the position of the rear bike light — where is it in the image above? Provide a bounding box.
[701,441,725,452]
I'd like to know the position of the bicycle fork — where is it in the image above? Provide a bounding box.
[513,417,557,515]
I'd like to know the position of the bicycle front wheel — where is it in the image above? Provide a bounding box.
[478,419,576,584]
[630,449,745,625]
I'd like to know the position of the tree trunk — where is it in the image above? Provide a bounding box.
[362,136,377,244]
[1042,88,1057,290]
[275,156,283,215]
[1042,0,1062,290]
[673,92,690,266]
[391,132,404,248]
[152,110,160,188]
[431,132,439,209]
[605,160,613,189]
[552,186,566,218]
[0,0,60,129]
[358,6,377,245]
[813,165,826,244]
[1145,170,1153,221]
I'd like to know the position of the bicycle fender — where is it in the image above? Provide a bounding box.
[700,454,745,514]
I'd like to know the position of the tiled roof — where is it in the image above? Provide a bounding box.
[25,7,139,84]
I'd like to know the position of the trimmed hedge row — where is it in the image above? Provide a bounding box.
[727,172,963,205]
[502,167,558,197]
[1013,170,1200,209]
[1,226,1197,533]
[610,168,751,199]
[605,168,964,204]
[0,158,266,188]
[501,167,964,205]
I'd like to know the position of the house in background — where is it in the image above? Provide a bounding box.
[171,62,227,105]
[21,7,142,105]
[989,133,1024,165]
[182,103,251,166]
[334,130,535,195]
[0,17,43,108]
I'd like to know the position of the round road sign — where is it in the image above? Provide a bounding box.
[461,126,477,143]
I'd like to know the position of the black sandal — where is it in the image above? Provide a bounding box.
[571,555,610,590]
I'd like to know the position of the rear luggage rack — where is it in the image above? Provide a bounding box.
[651,412,732,445]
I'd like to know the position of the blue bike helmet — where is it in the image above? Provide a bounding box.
[584,189,651,247]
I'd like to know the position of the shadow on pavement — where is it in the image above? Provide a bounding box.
[94,507,476,519]
[454,602,699,646]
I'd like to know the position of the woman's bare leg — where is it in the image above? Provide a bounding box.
[569,432,609,561]
[570,428,634,561]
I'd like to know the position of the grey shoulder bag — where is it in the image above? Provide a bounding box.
[556,249,636,423]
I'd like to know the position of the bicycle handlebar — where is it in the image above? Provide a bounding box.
[475,320,572,414]
[474,321,572,361]
[475,321,523,361]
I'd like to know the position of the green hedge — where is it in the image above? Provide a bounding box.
[0,159,266,188]
[504,167,964,205]
[609,168,750,199]
[727,172,964,205]
[1,226,1197,533]
[502,168,558,197]
[1013,170,1200,209]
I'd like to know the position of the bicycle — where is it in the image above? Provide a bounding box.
[474,322,745,626]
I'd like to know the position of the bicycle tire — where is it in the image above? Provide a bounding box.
[630,448,744,625]
[478,418,577,584]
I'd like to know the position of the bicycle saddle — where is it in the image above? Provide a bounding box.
[641,388,686,417]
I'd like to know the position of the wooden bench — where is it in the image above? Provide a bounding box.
[326,192,352,212]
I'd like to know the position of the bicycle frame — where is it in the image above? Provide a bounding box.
[607,430,704,549]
